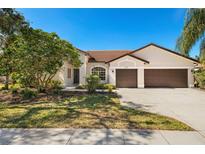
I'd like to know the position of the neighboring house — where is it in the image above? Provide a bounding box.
[54,43,200,88]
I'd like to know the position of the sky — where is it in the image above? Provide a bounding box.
[17,8,199,58]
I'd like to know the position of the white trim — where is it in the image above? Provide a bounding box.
[90,65,107,72]
[109,55,145,65]
[90,65,107,83]
[110,66,194,69]
[117,58,137,67]
[143,67,193,69]
[138,84,144,88]
[133,44,199,64]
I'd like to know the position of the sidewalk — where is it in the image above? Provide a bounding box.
[1,128,205,145]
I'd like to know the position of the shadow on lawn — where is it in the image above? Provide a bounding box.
[0,93,156,145]
[2,93,151,129]
[0,90,192,144]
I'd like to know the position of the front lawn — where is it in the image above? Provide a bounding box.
[0,92,193,130]
[0,83,4,89]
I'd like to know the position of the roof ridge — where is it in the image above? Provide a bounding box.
[87,50,132,52]
[85,43,199,63]
[105,43,199,63]
[130,43,199,63]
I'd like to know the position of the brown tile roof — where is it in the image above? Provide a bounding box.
[105,53,150,64]
[87,50,131,62]
[85,43,199,63]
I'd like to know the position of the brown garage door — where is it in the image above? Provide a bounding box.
[144,69,188,88]
[116,69,138,88]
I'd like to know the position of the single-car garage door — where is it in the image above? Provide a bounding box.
[116,69,137,88]
[144,69,188,88]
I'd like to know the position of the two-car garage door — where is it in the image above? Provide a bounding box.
[144,69,188,88]
[116,69,188,88]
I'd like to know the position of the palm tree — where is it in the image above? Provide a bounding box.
[176,9,205,63]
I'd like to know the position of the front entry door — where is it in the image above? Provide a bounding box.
[73,69,79,84]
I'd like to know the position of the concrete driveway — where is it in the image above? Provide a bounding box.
[118,88,205,136]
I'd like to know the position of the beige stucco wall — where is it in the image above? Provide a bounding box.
[79,52,88,85]
[132,45,196,68]
[109,55,146,87]
[109,55,146,68]
[132,45,197,87]
[54,52,87,87]
[137,68,144,88]
[55,45,198,88]
[109,45,197,88]
[53,61,73,87]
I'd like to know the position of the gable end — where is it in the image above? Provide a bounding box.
[131,43,199,63]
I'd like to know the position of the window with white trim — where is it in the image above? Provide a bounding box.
[91,67,106,81]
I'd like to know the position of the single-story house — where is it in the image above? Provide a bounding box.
[54,43,200,88]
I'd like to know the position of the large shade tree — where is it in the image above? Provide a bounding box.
[8,28,81,90]
[0,8,29,89]
[0,9,80,91]
[176,9,205,63]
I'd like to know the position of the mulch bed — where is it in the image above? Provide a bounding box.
[0,90,118,104]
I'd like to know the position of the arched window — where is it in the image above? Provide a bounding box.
[91,67,106,81]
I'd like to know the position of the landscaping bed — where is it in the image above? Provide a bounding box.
[0,90,193,130]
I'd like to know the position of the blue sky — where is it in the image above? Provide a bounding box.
[17,8,199,58]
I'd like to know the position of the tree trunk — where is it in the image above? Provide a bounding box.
[5,75,9,90]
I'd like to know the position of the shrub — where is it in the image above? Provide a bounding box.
[1,86,7,91]
[10,84,21,94]
[76,83,116,91]
[104,84,116,90]
[52,88,62,95]
[37,85,46,93]
[76,84,86,89]
[86,74,100,93]
[11,87,18,94]
[47,80,63,94]
[49,80,63,90]
[95,84,116,90]
[105,84,113,93]
[97,84,105,89]
[194,69,205,89]
[11,73,35,88]
[20,88,37,99]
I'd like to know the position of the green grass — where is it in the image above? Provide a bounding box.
[0,83,22,90]
[0,83,4,89]
[0,93,193,130]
